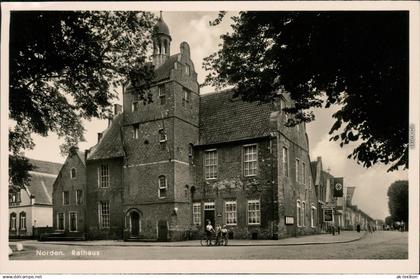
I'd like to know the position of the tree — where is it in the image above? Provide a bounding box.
[387,180,408,224]
[203,11,408,171]
[9,11,157,188]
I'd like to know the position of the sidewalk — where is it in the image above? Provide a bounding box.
[10,231,367,248]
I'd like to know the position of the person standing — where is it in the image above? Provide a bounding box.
[205,220,214,245]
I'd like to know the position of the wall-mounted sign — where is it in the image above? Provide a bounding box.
[324,209,333,222]
[285,216,294,225]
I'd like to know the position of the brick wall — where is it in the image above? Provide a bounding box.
[193,138,278,239]
[85,158,123,239]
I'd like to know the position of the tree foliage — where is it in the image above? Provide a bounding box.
[9,11,157,188]
[387,180,408,224]
[203,11,408,171]
[9,155,33,190]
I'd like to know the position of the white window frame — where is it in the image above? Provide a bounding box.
[57,212,65,231]
[182,88,191,106]
[193,203,201,225]
[224,201,237,226]
[204,149,218,180]
[204,202,215,210]
[311,205,316,228]
[98,164,110,188]
[296,200,301,227]
[70,168,76,179]
[158,175,167,199]
[133,124,139,139]
[76,189,83,205]
[282,146,289,177]
[19,212,26,230]
[99,201,110,229]
[158,84,166,105]
[302,201,306,227]
[62,191,69,205]
[247,199,261,225]
[243,144,258,177]
[69,212,78,232]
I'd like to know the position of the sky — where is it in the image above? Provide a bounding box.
[23,11,407,221]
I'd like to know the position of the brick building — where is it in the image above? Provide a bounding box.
[53,15,320,241]
[52,147,86,237]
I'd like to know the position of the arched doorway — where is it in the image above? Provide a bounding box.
[127,209,141,238]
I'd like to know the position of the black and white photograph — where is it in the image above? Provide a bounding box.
[1,1,419,275]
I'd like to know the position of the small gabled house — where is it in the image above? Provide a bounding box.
[52,147,86,236]
[9,159,62,238]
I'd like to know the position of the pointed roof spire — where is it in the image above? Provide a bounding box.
[155,11,170,37]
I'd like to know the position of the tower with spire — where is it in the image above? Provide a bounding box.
[153,11,172,68]
[118,12,199,241]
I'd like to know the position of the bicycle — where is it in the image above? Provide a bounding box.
[214,233,228,246]
[200,232,216,246]
[200,232,228,246]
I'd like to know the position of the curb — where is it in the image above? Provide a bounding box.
[21,232,367,248]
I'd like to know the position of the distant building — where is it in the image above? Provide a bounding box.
[311,156,376,232]
[52,15,320,241]
[311,157,338,231]
[9,159,62,237]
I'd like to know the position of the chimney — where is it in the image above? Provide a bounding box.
[114,104,122,116]
[98,132,103,143]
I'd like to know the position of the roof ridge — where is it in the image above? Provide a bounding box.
[28,158,63,165]
[200,88,234,97]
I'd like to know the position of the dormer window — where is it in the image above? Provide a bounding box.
[70,168,76,179]
[158,85,166,105]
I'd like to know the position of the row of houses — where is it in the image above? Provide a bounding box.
[9,15,378,241]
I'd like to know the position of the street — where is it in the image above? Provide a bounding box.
[9,231,407,260]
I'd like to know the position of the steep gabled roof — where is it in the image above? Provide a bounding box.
[22,159,62,205]
[76,150,86,165]
[87,113,124,161]
[26,172,56,205]
[199,90,276,145]
[28,159,62,175]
